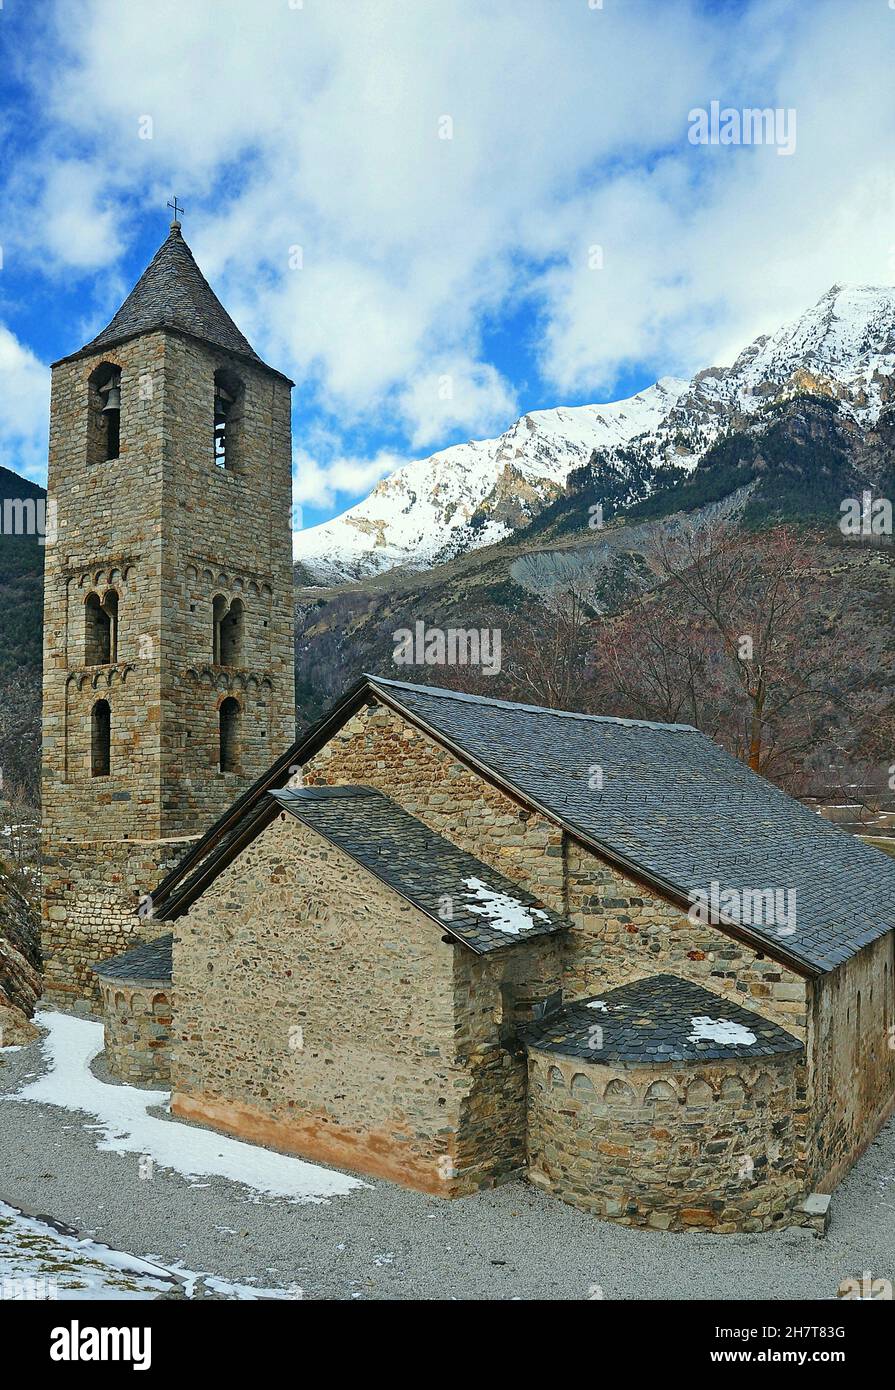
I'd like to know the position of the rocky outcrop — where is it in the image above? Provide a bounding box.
[0,868,41,1046]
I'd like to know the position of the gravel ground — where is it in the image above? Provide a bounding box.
[1,1033,893,1301]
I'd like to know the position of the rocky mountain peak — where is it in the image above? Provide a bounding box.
[293,285,895,585]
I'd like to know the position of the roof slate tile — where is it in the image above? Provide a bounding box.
[521,973,804,1064]
[270,785,568,954]
[65,224,278,373]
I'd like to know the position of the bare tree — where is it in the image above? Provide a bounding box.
[501,587,595,710]
[0,776,41,897]
[0,672,41,807]
[607,522,850,781]
[825,709,895,828]
[594,596,725,732]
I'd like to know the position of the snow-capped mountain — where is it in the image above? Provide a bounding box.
[294,377,688,584]
[294,285,895,585]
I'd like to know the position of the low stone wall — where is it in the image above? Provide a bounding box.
[99,977,173,1085]
[41,837,193,1015]
[526,1048,807,1233]
[806,800,895,837]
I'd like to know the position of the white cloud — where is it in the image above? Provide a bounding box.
[19,0,717,418]
[31,161,125,273]
[7,0,895,501]
[0,325,50,479]
[533,0,895,393]
[398,358,518,449]
[292,444,403,514]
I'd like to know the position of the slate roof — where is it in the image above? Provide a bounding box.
[148,674,895,976]
[93,934,173,984]
[521,973,804,1064]
[58,223,288,378]
[364,677,895,974]
[270,785,568,954]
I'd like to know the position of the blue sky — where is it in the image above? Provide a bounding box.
[1,0,893,533]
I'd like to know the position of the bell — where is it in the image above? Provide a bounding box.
[101,384,121,413]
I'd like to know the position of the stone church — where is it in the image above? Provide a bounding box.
[42,221,895,1234]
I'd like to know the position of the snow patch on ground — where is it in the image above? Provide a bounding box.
[587,1000,607,1012]
[6,1011,366,1204]
[145,1258,303,1300]
[0,1202,305,1302]
[462,877,550,936]
[687,1015,757,1046]
[0,1201,172,1301]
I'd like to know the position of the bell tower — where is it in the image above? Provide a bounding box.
[41,215,296,1011]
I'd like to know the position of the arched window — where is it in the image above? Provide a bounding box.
[87,363,122,464]
[85,591,117,664]
[220,597,244,665]
[91,699,111,777]
[219,697,241,773]
[212,595,244,666]
[212,594,228,664]
[213,369,243,469]
[103,590,118,661]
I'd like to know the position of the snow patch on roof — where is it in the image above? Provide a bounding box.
[687,1015,757,1046]
[462,877,550,936]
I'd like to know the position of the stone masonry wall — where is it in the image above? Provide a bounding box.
[158,331,295,833]
[304,701,808,1038]
[451,931,565,1186]
[171,812,558,1194]
[41,837,193,1014]
[304,701,567,912]
[808,933,895,1191]
[564,840,809,1038]
[43,335,169,845]
[526,1047,807,1232]
[99,978,172,1085]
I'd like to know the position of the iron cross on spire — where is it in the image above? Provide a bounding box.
[167,196,184,224]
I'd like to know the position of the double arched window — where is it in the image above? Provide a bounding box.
[212,595,244,666]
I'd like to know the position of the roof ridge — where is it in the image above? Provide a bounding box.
[274,785,378,800]
[366,673,698,732]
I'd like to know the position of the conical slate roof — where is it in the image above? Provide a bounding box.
[521,974,804,1064]
[73,221,273,371]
